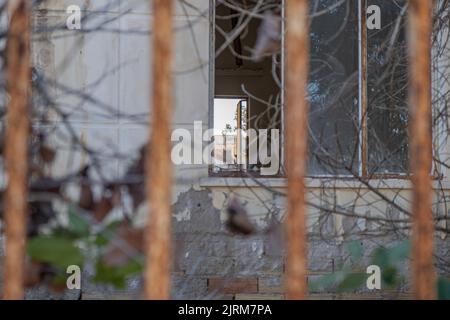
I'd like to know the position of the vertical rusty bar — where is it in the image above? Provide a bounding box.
[3,0,30,300]
[144,0,174,300]
[408,0,436,300]
[285,0,310,300]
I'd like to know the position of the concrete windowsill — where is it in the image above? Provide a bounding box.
[199,176,450,190]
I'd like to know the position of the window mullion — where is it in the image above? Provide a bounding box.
[358,0,368,177]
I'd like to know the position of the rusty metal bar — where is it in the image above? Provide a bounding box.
[408,0,436,300]
[144,0,174,300]
[3,0,31,300]
[285,0,310,300]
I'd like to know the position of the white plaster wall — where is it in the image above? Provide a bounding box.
[33,0,210,203]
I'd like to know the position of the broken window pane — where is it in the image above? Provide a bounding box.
[367,0,409,174]
[308,0,359,175]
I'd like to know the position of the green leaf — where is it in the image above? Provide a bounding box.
[93,260,143,289]
[381,266,398,288]
[93,234,109,247]
[337,272,366,292]
[372,246,390,268]
[27,236,84,269]
[93,221,122,247]
[68,208,90,237]
[346,241,363,261]
[438,277,450,300]
[387,240,410,263]
[372,240,410,267]
[309,270,347,292]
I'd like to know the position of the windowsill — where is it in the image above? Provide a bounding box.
[200,176,287,188]
[199,176,450,190]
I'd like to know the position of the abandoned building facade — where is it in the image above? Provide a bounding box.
[0,0,449,299]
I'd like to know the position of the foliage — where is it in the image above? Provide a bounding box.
[310,239,450,300]
[26,205,144,291]
[438,278,450,300]
[310,240,410,292]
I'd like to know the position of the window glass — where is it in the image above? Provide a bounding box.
[308,0,359,175]
[211,0,409,177]
[367,0,409,174]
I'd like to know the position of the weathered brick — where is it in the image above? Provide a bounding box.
[185,257,235,276]
[235,293,284,300]
[308,242,344,272]
[308,293,335,300]
[82,293,133,300]
[307,274,328,293]
[333,293,382,300]
[232,238,264,258]
[258,276,283,294]
[172,275,208,299]
[208,277,258,294]
[234,256,284,275]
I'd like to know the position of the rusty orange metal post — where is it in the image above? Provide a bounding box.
[3,0,31,300]
[408,0,436,300]
[144,0,174,300]
[285,0,310,300]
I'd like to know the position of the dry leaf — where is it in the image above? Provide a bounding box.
[39,145,56,164]
[24,260,43,287]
